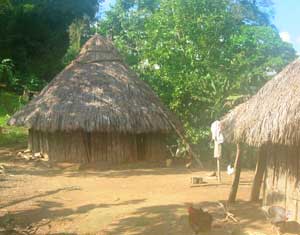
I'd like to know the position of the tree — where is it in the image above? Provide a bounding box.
[0,0,102,91]
[99,0,296,145]
[63,16,91,65]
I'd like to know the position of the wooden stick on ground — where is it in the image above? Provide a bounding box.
[228,143,242,203]
[218,202,240,223]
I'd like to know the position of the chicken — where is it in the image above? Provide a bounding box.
[262,205,292,235]
[227,164,234,175]
[187,204,213,235]
[186,161,192,169]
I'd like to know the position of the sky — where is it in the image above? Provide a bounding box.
[273,0,300,53]
[101,0,300,53]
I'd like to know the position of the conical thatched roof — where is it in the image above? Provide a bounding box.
[8,35,179,133]
[221,58,300,147]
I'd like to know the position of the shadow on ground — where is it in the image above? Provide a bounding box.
[0,186,81,209]
[100,200,284,235]
[0,198,146,234]
[0,197,277,235]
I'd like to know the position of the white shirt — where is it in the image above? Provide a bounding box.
[211,120,224,144]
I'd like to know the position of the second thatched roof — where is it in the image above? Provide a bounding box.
[221,58,300,147]
[8,35,180,134]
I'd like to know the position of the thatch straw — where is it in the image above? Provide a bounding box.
[8,35,179,133]
[221,58,300,147]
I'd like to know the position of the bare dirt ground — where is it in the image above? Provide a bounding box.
[0,146,293,235]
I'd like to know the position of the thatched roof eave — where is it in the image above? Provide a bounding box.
[221,58,300,147]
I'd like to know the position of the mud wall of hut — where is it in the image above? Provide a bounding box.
[28,129,169,163]
[263,145,300,221]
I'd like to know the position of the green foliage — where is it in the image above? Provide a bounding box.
[0,114,27,147]
[23,74,46,92]
[99,0,297,146]
[0,0,102,89]
[0,59,14,89]
[63,16,91,65]
[0,91,26,116]
[0,92,27,147]
[0,59,46,94]
[0,0,12,13]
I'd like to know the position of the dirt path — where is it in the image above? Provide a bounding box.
[0,147,280,235]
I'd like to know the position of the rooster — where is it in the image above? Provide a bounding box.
[187,203,213,235]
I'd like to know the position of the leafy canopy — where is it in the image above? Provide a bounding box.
[99,0,296,143]
[0,0,102,93]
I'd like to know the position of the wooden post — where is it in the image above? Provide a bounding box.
[228,143,242,203]
[249,147,267,202]
[217,158,221,183]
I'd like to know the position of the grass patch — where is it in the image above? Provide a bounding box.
[0,114,27,147]
[0,91,28,147]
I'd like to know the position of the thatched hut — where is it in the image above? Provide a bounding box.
[8,35,179,163]
[221,59,300,218]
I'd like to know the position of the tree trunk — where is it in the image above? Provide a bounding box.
[228,143,242,203]
[250,147,267,202]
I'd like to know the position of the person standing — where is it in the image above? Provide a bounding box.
[211,120,224,183]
